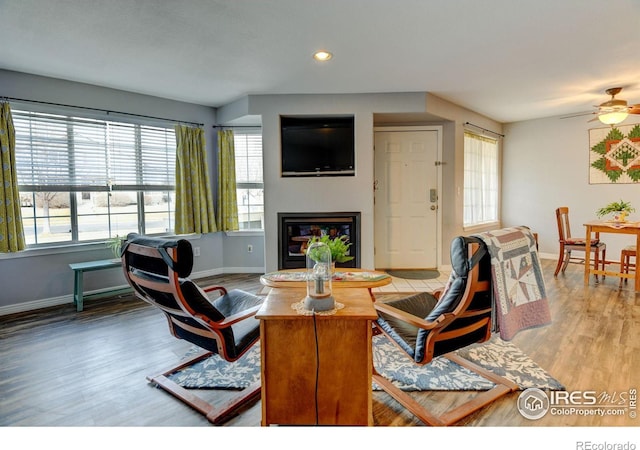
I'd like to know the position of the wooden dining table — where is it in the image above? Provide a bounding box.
[584,220,640,291]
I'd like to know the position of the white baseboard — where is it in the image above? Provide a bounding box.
[1,267,267,317]
[0,284,131,316]
[221,266,266,275]
[0,293,74,316]
[8,256,564,316]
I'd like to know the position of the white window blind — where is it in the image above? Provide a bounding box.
[234,131,263,185]
[463,131,499,227]
[234,129,264,230]
[13,110,176,192]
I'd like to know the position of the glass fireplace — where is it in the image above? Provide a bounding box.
[278,212,361,270]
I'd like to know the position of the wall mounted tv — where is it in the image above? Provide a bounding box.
[280,115,355,177]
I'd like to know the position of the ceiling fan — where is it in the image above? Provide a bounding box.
[562,87,640,125]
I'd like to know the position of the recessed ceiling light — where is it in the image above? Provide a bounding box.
[313,50,333,61]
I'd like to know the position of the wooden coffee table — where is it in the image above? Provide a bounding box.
[256,287,377,426]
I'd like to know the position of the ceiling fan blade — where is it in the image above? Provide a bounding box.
[560,111,596,119]
[628,104,640,114]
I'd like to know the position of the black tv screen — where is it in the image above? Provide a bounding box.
[281,116,355,177]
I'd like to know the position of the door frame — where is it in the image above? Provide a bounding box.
[373,125,444,269]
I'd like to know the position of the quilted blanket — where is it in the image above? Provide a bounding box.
[474,226,552,340]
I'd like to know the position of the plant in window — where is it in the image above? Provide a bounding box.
[306,235,354,263]
[105,235,125,259]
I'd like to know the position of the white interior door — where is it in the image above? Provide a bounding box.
[374,129,440,269]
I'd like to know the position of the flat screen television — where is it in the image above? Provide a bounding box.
[280,115,355,177]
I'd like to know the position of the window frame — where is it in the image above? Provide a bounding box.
[12,106,177,248]
[233,128,264,231]
[463,131,501,229]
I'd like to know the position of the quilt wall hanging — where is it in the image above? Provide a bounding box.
[589,123,640,184]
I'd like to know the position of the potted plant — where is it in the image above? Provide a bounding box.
[105,235,125,259]
[306,234,354,264]
[596,200,635,222]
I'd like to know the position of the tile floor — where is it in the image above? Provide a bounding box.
[371,271,450,294]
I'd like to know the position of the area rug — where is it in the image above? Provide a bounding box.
[373,334,564,391]
[168,334,563,392]
[385,269,441,280]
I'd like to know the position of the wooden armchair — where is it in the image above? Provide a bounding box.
[121,233,263,424]
[373,236,518,426]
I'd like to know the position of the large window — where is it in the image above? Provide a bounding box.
[234,129,264,230]
[463,131,499,227]
[13,109,176,246]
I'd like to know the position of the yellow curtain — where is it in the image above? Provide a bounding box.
[174,125,217,234]
[0,103,26,252]
[216,130,239,231]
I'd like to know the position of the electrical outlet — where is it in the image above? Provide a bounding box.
[247,244,253,253]
[193,246,200,257]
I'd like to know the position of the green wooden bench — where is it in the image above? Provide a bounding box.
[69,259,123,311]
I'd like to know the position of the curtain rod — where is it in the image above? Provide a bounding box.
[1,96,204,127]
[464,121,504,138]
[212,124,261,128]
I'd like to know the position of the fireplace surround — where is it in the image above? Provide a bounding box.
[278,212,361,270]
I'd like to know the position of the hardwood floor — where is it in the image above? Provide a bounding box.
[1,262,638,429]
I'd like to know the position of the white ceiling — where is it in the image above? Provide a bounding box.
[1,0,640,123]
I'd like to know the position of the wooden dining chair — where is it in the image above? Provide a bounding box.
[554,207,606,277]
[619,245,636,287]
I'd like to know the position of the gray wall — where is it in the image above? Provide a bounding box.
[0,70,234,314]
[502,114,640,259]
[13,67,608,316]
[220,92,503,273]
[1,71,504,314]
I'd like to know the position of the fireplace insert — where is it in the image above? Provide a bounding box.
[278,212,361,269]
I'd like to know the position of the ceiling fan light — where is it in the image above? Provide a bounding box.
[598,111,629,125]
